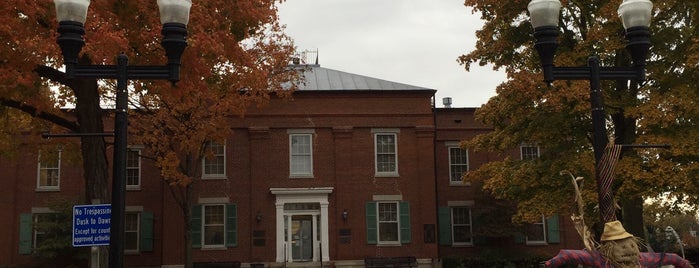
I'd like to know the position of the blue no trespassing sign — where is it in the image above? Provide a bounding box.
[72,204,111,247]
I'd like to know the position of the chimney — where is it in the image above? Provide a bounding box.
[442,97,452,108]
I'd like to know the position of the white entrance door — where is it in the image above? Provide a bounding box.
[271,187,332,263]
[286,214,317,261]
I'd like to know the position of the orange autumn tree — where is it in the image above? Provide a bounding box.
[1,1,297,266]
[459,0,699,240]
[126,2,298,267]
[130,37,297,268]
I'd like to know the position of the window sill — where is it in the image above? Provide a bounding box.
[449,182,471,187]
[525,241,548,246]
[374,173,399,178]
[35,188,60,192]
[201,246,227,251]
[124,250,139,255]
[201,176,228,181]
[289,174,314,179]
[126,186,141,191]
[377,242,402,247]
[451,243,474,247]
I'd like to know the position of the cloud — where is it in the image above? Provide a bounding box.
[278,0,506,107]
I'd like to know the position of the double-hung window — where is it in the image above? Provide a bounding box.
[124,212,140,252]
[374,132,398,176]
[203,205,225,247]
[203,141,226,178]
[525,216,547,244]
[438,203,474,246]
[120,210,154,253]
[451,207,473,245]
[191,203,237,249]
[520,215,560,245]
[520,144,540,160]
[366,200,410,245]
[448,145,469,184]
[378,202,399,243]
[126,148,141,189]
[289,132,313,177]
[33,213,58,250]
[37,150,61,190]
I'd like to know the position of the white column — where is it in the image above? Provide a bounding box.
[275,202,285,262]
[320,201,330,262]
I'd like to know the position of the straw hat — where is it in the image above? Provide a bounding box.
[600,220,633,241]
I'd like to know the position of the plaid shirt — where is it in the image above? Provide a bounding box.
[544,249,692,268]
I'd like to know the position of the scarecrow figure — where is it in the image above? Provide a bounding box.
[544,146,692,268]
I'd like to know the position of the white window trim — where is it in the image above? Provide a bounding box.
[520,144,540,160]
[36,150,61,191]
[446,142,470,186]
[199,197,230,204]
[124,212,140,254]
[33,214,49,249]
[373,131,399,177]
[126,147,142,190]
[289,133,314,178]
[31,208,57,250]
[376,201,401,245]
[451,207,473,246]
[525,215,548,245]
[202,204,226,249]
[124,206,143,254]
[202,141,227,180]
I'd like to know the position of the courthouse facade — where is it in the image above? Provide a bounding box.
[0,64,581,267]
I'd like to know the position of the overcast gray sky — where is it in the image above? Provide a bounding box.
[277,0,507,108]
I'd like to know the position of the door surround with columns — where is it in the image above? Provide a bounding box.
[270,187,333,263]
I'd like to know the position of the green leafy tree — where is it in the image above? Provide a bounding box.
[460,0,699,239]
[644,199,699,252]
[32,200,89,268]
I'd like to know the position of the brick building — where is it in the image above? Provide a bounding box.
[0,64,582,267]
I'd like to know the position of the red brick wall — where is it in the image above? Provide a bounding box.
[2,92,582,267]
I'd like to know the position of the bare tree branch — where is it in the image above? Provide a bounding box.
[0,97,79,132]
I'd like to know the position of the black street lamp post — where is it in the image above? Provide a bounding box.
[527,0,653,224]
[53,1,192,267]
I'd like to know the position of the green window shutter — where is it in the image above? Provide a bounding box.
[191,205,202,248]
[140,212,154,252]
[19,214,33,254]
[438,207,452,245]
[399,202,411,244]
[225,204,237,247]
[365,202,377,244]
[546,214,560,243]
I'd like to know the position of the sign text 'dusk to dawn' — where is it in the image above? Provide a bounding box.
[72,204,111,247]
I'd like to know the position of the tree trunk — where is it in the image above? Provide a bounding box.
[33,60,111,267]
[71,58,110,267]
[73,76,110,204]
[182,183,194,268]
[184,205,192,268]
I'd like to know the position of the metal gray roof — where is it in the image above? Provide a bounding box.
[296,65,432,91]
